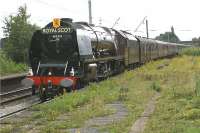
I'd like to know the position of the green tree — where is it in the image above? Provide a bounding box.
[155,26,180,43]
[2,5,39,63]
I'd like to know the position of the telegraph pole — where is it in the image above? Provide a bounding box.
[146,19,149,38]
[88,0,92,24]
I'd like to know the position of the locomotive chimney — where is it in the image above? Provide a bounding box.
[61,18,73,23]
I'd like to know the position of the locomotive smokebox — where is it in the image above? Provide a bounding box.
[61,18,73,23]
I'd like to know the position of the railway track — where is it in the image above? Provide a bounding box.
[0,73,32,105]
[0,98,40,120]
[0,87,33,105]
[0,95,54,120]
[0,86,38,120]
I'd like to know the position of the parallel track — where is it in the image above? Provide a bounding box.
[0,87,40,120]
[0,87,32,105]
[0,97,53,120]
[0,100,41,120]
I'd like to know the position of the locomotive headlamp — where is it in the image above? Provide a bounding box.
[48,72,52,76]
[60,79,73,88]
[70,67,75,76]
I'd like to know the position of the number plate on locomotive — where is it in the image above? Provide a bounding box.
[42,27,72,34]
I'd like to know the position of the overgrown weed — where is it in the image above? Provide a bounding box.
[0,51,27,75]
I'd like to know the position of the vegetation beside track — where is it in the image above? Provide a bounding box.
[181,47,200,56]
[0,51,27,76]
[0,63,156,133]
[1,48,200,133]
[143,51,200,132]
[29,71,155,133]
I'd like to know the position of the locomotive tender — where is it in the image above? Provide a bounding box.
[23,18,187,101]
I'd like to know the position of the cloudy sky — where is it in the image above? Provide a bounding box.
[0,0,199,41]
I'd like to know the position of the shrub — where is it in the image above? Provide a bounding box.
[0,51,27,75]
[181,47,200,56]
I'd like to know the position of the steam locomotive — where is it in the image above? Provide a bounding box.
[22,18,188,101]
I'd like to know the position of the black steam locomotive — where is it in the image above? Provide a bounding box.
[23,18,188,101]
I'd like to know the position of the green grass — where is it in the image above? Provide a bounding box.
[143,55,200,133]
[0,51,27,76]
[30,73,155,133]
[0,125,14,133]
[5,66,155,132]
[150,81,161,92]
[31,80,120,121]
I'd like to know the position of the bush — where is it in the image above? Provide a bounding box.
[0,51,27,75]
[181,47,200,56]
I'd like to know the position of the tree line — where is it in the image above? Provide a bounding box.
[155,26,180,43]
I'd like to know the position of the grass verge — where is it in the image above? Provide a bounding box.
[32,73,155,133]
[2,66,155,132]
[143,55,200,133]
[181,47,200,56]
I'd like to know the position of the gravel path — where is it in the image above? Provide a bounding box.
[129,93,160,133]
[68,102,128,133]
